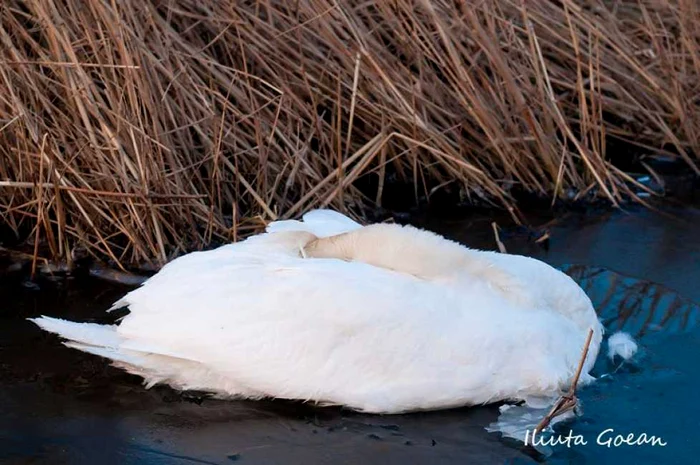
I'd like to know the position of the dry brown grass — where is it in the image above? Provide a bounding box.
[1,0,699,270]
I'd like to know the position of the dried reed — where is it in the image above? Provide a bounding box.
[1,1,698,269]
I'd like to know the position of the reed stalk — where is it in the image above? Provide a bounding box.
[1,1,698,269]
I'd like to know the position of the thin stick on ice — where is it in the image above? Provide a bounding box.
[534,328,594,434]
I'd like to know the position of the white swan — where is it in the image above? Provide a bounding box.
[31,209,604,414]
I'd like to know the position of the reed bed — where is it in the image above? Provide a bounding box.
[1,0,699,270]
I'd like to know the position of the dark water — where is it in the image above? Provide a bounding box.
[1,206,699,464]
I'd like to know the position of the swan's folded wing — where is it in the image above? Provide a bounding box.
[266,209,362,238]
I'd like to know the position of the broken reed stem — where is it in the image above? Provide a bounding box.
[0,181,207,199]
[569,328,595,393]
[30,135,48,280]
[491,222,507,254]
[0,0,698,269]
[2,61,141,69]
[534,328,595,434]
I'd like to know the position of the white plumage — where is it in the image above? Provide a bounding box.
[31,209,605,413]
[607,331,638,361]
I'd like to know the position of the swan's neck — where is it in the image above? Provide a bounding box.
[304,223,528,303]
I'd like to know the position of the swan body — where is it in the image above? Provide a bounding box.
[31,210,603,413]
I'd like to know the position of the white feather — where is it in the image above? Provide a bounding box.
[266,209,362,237]
[30,316,122,348]
[30,209,604,414]
[607,331,638,361]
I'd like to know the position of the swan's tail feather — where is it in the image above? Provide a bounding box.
[62,341,157,381]
[64,341,139,366]
[266,209,362,238]
[29,316,199,387]
[29,316,123,349]
[30,316,195,362]
[29,316,151,375]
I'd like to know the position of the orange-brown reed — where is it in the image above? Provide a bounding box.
[1,0,699,270]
